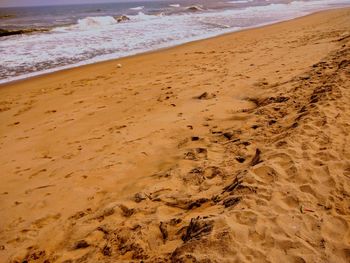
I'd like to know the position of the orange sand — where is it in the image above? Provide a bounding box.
[0,8,350,263]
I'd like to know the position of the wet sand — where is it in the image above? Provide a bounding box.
[0,8,350,263]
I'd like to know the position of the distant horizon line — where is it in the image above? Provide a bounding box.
[0,0,158,9]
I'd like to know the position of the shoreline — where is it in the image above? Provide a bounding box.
[1,7,350,263]
[1,5,349,87]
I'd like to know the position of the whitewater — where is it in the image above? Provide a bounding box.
[0,0,349,84]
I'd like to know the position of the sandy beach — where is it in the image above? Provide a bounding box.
[0,7,350,263]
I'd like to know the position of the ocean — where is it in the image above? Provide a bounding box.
[0,0,349,84]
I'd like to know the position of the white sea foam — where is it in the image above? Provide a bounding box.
[133,12,159,21]
[169,4,181,8]
[130,6,144,10]
[227,0,254,4]
[1,0,349,84]
[76,16,117,28]
[52,16,119,32]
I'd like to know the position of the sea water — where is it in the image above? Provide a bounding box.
[0,0,349,84]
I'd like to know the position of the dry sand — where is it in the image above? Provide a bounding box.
[0,8,350,263]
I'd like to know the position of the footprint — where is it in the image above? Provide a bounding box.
[321,215,348,242]
[252,165,277,184]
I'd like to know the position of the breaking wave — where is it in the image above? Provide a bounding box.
[76,16,117,28]
[130,6,144,10]
[52,16,118,32]
[1,0,349,84]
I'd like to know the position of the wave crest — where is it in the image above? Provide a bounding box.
[130,6,144,11]
[77,16,117,28]
[52,16,118,32]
